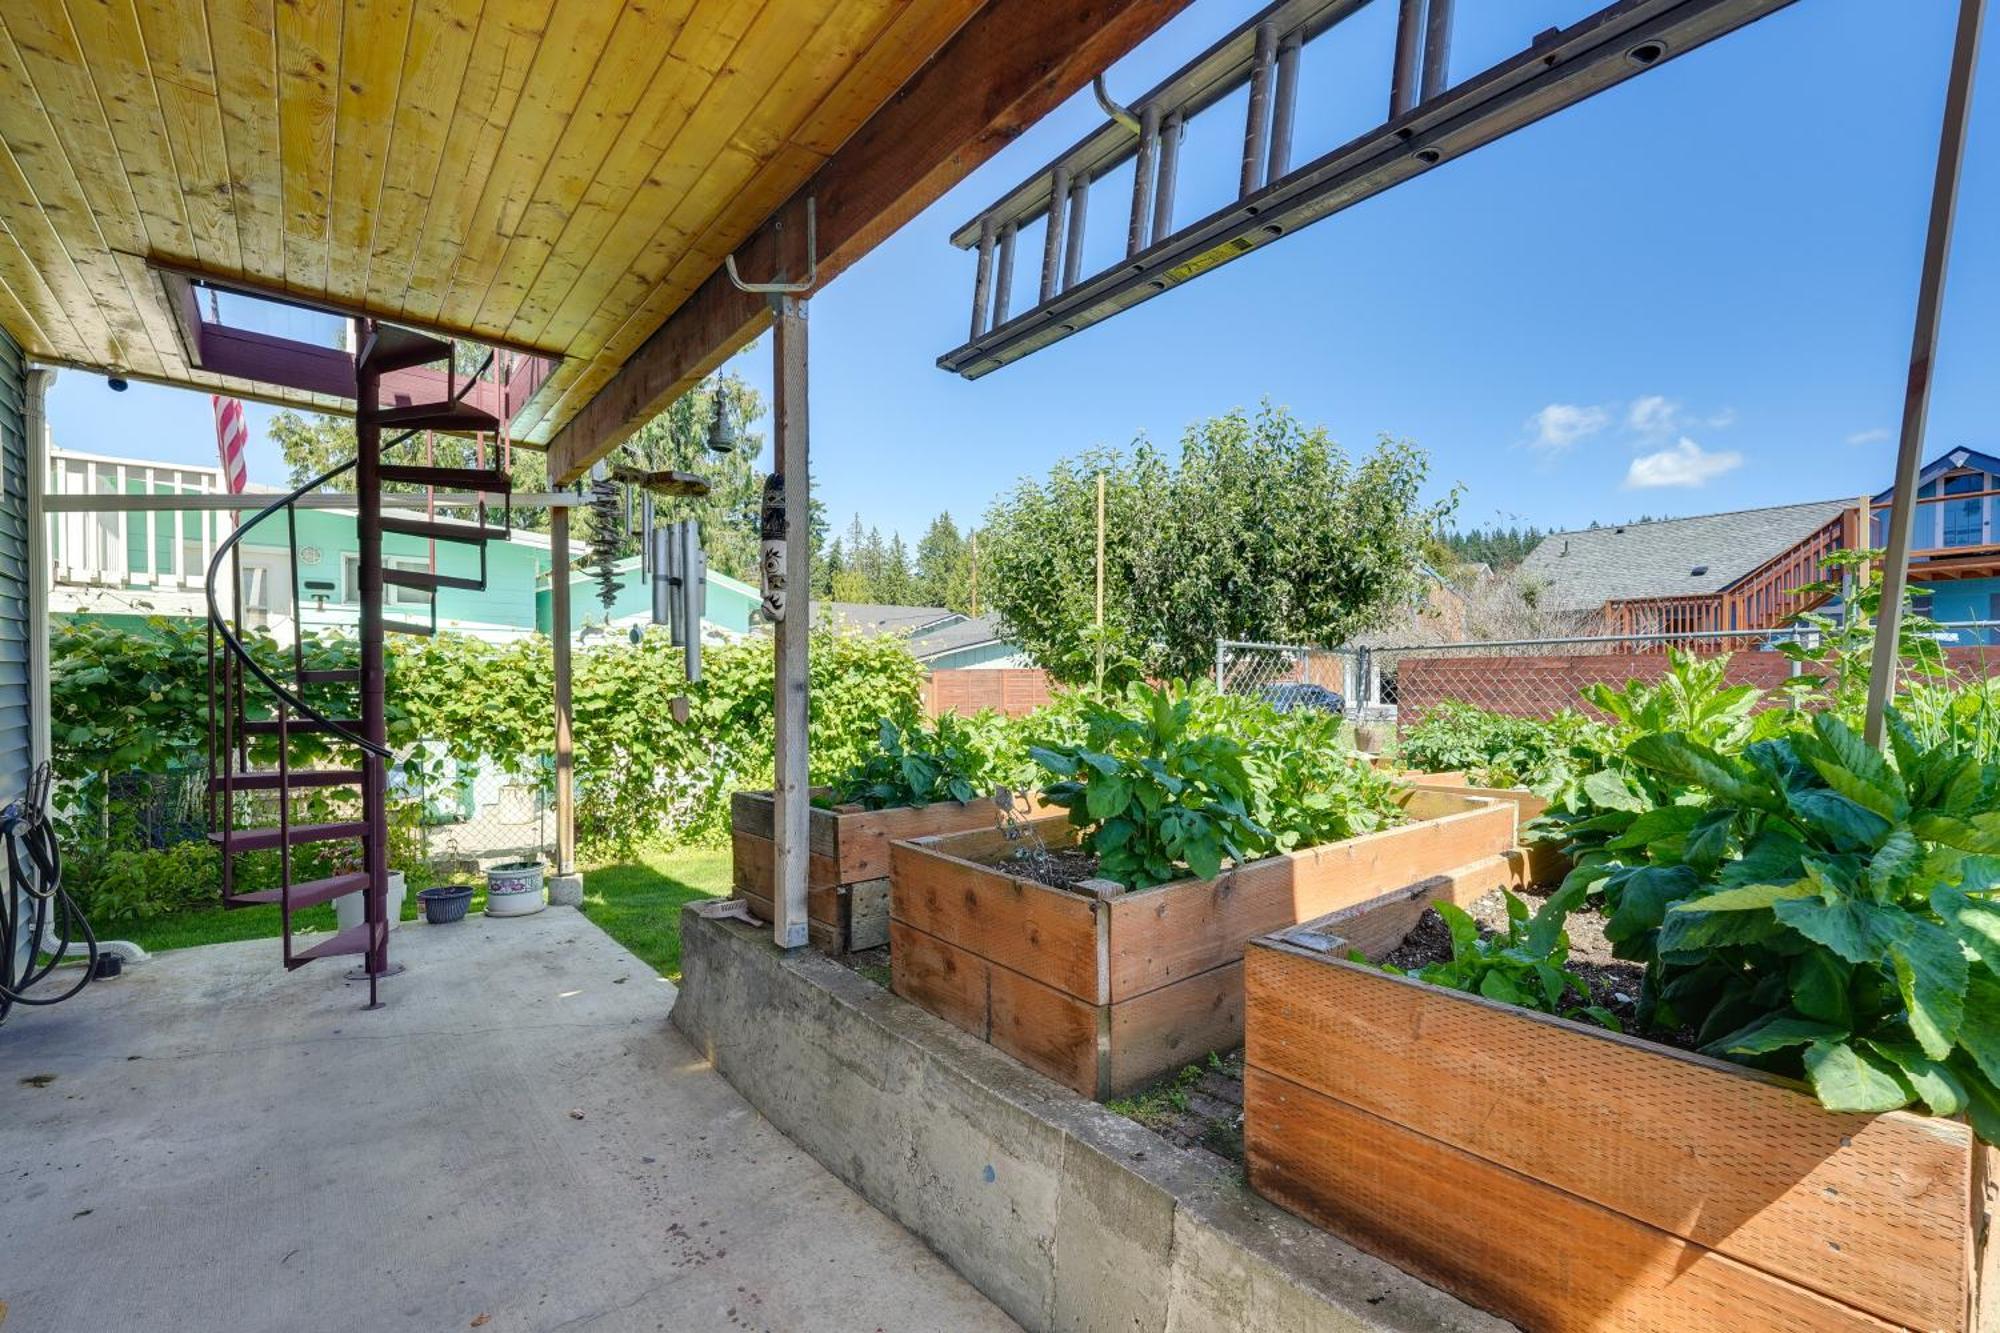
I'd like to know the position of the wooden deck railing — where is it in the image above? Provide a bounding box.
[1603,506,1859,643]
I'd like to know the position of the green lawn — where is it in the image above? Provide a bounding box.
[112,846,733,981]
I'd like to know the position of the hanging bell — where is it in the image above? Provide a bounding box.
[706,386,738,454]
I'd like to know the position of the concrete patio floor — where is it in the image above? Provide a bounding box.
[0,908,1018,1332]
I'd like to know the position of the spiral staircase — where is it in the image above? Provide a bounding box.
[205,319,513,1007]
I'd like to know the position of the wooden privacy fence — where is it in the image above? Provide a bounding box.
[923,668,1053,717]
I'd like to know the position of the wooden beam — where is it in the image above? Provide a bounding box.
[772,295,811,949]
[546,0,1191,483]
[551,506,576,878]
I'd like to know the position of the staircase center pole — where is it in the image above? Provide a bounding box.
[356,317,390,1004]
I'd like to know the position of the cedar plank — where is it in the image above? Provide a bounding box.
[1245,943,1971,1331]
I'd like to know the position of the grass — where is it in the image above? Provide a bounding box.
[109,846,733,981]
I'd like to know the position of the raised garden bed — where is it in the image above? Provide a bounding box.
[1243,909,1998,1332]
[731,789,1038,954]
[1407,780,1569,887]
[889,788,1520,1100]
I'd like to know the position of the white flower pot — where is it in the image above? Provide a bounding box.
[484,861,546,917]
[334,870,406,934]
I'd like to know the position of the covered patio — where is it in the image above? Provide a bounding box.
[0,909,1015,1331]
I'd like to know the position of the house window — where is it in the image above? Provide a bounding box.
[343,553,431,608]
[1941,472,1987,548]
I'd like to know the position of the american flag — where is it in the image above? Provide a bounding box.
[211,394,248,494]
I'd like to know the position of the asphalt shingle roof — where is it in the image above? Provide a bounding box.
[1518,499,1852,611]
[811,601,962,636]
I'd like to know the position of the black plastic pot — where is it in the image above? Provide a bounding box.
[417,885,476,925]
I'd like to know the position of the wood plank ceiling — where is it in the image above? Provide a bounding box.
[0,0,982,438]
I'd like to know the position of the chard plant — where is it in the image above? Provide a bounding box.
[1561,710,2000,1139]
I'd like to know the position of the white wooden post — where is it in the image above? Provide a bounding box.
[772,294,811,949]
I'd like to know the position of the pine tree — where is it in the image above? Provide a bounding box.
[914,512,970,612]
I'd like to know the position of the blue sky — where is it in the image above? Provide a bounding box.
[45,0,1997,542]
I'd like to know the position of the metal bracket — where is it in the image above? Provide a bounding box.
[1092,75,1142,134]
[724,196,817,298]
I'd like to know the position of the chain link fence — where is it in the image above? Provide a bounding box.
[1217,623,2000,741]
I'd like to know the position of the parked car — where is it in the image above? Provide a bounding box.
[1257,683,1346,715]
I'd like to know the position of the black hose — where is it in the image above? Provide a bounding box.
[0,762,95,1023]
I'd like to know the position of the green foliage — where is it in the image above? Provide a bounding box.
[1553,708,2000,1140]
[1384,884,1619,1029]
[1032,682,1267,887]
[1029,681,1405,888]
[829,712,1015,810]
[67,841,222,923]
[1397,702,1615,798]
[52,619,926,867]
[983,404,1456,684]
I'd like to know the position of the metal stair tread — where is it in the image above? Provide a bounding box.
[229,871,371,910]
[238,717,365,737]
[379,514,505,544]
[358,325,452,374]
[297,668,362,684]
[209,820,367,852]
[208,768,363,792]
[381,567,482,592]
[292,921,379,964]
[378,462,512,491]
[369,400,501,435]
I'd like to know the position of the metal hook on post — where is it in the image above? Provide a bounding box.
[1092,74,1142,134]
[724,196,818,301]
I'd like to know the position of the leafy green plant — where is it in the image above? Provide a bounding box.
[1031,682,1270,888]
[1230,699,1407,851]
[1383,884,1619,1029]
[1397,701,1615,798]
[1561,711,2000,1139]
[829,712,1013,810]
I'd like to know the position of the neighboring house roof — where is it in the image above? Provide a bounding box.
[812,601,962,637]
[906,613,1008,662]
[1519,499,1851,611]
[1873,447,2000,502]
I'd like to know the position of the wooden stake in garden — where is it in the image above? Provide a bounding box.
[1095,472,1106,690]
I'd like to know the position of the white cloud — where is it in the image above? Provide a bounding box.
[1846,427,1893,447]
[1625,437,1744,489]
[1627,395,1678,436]
[1528,403,1610,453]
[1628,396,1735,436]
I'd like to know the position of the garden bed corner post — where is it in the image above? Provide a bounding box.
[773,293,811,949]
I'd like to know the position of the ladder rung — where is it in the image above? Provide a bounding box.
[382,567,482,593]
[229,871,371,911]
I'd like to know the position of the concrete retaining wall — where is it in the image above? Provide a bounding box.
[671,901,1505,1333]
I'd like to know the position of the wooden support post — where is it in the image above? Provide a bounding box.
[1865,0,1984,748]
[551,506,576,877]
[772,295,811,949]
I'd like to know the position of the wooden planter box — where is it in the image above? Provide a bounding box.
[1409,780,1569,886]
[731,790,1035,954]
[889,789,1519,1100]
[1244,916,1998,1333]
